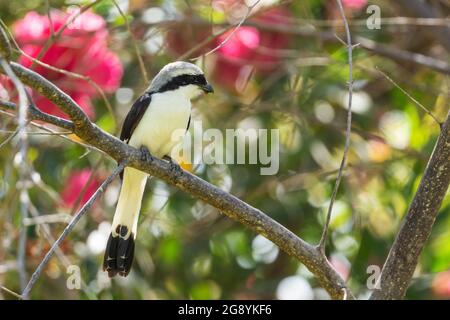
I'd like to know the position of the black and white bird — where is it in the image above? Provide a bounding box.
[103,61,213,277]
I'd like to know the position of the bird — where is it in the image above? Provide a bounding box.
[103,61,214,277]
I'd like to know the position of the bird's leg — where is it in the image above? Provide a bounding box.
[139,146,154,163]
[163,155,182,175]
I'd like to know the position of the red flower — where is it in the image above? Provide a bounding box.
[213,7,292,92]
[251,7,292,69]
[432,271,450,298]
[218,27,260,63]
[61,169,101,210]
[342,0,367,10]
[166,18,214,58]
[13,10,123,119]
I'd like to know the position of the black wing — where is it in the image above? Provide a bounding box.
[186,114,191,132]
[119,92,152,180]
[120,92,152,143]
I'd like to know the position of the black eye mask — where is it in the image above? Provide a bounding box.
[157,74,207,93]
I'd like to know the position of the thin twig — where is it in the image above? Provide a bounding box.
[318,0,353,254]
[0,58,30,295]
[21,161,127,299]
[45,0,55,38]
[0,109,105,156]
[27,203,98,300]
[280,17,450,27]
[0,99,75,131]
[0,125,20,149]
[24,49,117,126]
[6,33,116,128]
[23,212,72,226]
[190,0,261,60]
[177,27,230,61]
[68,158,102,216]
[0,57,352,300]
[111,0,149,83]
[375,66,442,126]
[173,17,450,75]
[31,0,103,66]
[0,285,22,299]
[0,130,72,135]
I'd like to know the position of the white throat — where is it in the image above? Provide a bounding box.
[128,88,192,158]
[172,84,203,100]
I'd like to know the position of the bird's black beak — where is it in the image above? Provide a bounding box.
[201,83,214,94]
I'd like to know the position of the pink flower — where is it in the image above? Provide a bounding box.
[330,254,350,281]
[251,7,292,68]
[61,169,101,209]
[432,271,450,298]
[213,7,292,91]
[342,0,367,10]
[166,19,214,57]
[218,27,260,63]
[13,10,123,119]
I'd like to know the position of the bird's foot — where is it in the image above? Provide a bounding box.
[163,155,182,176]
[140,146,154,163]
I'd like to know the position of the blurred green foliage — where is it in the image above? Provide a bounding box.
[0,0,449,300]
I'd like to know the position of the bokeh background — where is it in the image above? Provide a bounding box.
[0,0,449,299]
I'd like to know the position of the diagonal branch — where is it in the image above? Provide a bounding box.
[111,0,148,83]
[162,17,450,75]
[0,100,75,131]
[0,57,30,295]
[21,161,127,299]
[370,109,450,300]
[0,58,353,301]
[318,0,353,254]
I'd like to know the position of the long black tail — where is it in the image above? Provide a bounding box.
[103,225,135,277]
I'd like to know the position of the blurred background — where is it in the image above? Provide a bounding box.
[0,0,449,299]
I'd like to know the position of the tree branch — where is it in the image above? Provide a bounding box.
[170,18,450,75]
[370,109,450,300]
[0,57,30,295]
[396,0,450,52]
[0,53,353,301]
[0,99,75,131]
[21,161,127,299]
[319,0,353,254]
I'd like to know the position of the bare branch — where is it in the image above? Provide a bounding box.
[0,285,22,300]
[370,109,450,299]
[174,18,450,75]
[0,57,30,295]
[375,66,442,126]
[27,203,98,300]
[318,0,353,254]
[0,19,117,128]
[0,99,75,131]
[0,56,352,301]
[191,0,261,60]
[0,124,21,149]
[0,109,105,157]
[396,0,450,52]
[30,0,103,66]
[353,35,450,75]
[21,161,127,299]
[111,0,149,83]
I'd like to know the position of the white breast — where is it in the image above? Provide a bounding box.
[128,89,191,158]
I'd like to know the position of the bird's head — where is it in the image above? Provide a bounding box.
[148,61,214,99]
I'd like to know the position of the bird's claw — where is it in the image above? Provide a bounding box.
[140,146,154,163]
[164,155,182,176]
